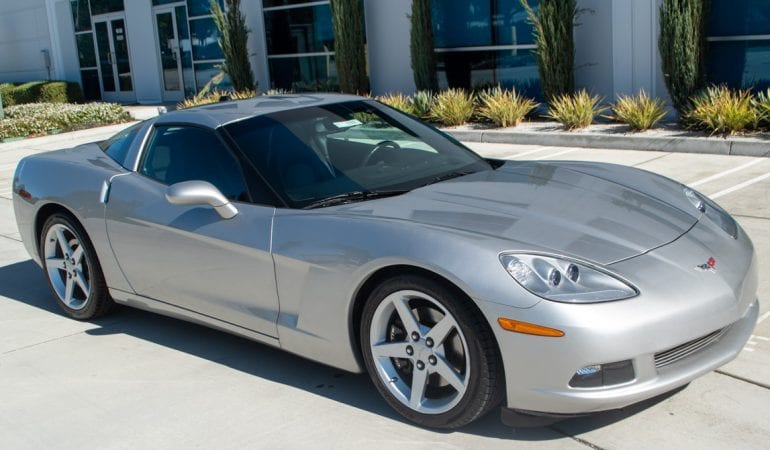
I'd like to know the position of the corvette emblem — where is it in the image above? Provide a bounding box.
[696,257,717,272]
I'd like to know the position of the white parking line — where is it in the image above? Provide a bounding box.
[690,159,765,188]
[710,171,770,199]
[759,311,770,324]
[509,146,552,159]
[534,148,579,160]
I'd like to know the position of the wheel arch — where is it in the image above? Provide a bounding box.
[34,203,83,258]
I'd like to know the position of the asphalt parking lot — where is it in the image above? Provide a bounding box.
[1,125,769,449]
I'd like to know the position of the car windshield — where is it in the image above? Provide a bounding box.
[224,100,491,208]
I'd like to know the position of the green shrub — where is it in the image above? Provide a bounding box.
[330,0,369,94]
[0,81,83,106]
[410,0,438,92]
[430,89,476,126]
[687,86,760,135]
[477,86,539,127]
[611,90,667,131]
[521,0,577,100]
[211,0,255,91]
[754,89,770,128]
[659,0,708,113]
[377,93,413,114]
[177,88,256,109]
[0,102,131,140]
[409,90,434,119]
[546,89,606,130]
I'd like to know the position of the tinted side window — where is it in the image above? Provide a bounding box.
[140,126,248,201]
[100,122,142,166]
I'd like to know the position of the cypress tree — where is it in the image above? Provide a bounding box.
[521,0,576,101]
[211,0,256,91]
[659,0,708,113]
[330,0,369,94]
[410,0,438,92]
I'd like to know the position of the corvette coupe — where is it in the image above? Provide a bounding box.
[12,94,758,428]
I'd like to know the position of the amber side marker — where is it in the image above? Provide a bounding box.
[497,318,565,337]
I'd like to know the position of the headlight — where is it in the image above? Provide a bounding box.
[500,253,638,303]
[683,186,738,239]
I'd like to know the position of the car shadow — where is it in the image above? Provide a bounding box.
[0,259,688,440]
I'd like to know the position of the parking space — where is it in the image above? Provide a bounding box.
[1,129,769,449]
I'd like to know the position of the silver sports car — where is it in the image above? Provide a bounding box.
[12,94,758,428]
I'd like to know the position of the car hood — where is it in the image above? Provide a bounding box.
[338,161,699,264]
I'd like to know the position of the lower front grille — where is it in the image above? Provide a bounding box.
[654,327,730,368]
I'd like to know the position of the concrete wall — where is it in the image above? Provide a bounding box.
[574,0,615,99]
[364,0,415,95]
[0,1,54,82]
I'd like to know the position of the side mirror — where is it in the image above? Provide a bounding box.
[165,180,238,219]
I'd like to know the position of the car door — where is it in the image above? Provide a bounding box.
[104,124,280,337]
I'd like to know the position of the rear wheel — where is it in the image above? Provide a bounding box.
[360,275,503,428]
[40,213,114,320]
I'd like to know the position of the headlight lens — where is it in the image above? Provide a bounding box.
[683,186,738,239]
[500,253,638,303]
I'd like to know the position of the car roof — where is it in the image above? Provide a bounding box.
[154,93,366,129]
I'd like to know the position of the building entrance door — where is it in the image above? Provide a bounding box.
[93,15,135,103]
[154,4,195,102]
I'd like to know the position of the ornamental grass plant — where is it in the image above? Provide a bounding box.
[546,89,605,130]
[611,90,667,131]
[477,86,539,128]
[687,86,761,135]
[430,89,476,126]
[177,88,256,109]
[377,93,413,115]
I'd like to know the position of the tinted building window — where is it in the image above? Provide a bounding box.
[190,17,224,60]
[432,0,540,94]
[70,0,91,32]
[263,1,338,91]
[89,0,124,15]
[80,69,101,101]
[707,0,770,90]
[187,0,223,17]
[76,33,96,68]
[265,5,334,55]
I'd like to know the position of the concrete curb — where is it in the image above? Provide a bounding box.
[445,128,770,158]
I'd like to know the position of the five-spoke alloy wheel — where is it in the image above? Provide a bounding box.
[361,275,503,428]
[40,213,113,320]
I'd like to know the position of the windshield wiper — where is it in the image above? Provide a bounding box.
[422,170,478,187]
[303,190,408,209]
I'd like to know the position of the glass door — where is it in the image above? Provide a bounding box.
[93,15,135,102]
[154,4,195,102]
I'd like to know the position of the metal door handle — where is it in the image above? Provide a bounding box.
[107,52,113,65]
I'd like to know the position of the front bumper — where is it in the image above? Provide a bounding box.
[478,218,759,416]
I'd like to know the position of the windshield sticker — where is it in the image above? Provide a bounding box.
[333,119,362,128]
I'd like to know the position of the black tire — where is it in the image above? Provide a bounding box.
[360,274,504,429]
[39,212,114,320]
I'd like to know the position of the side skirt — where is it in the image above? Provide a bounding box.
[109,288,281,348]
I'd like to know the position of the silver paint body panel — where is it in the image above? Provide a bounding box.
[12,95,758,415]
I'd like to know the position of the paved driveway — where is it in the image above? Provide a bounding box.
[1,127,769,449]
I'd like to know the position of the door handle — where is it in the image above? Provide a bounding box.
[107,52,113,65]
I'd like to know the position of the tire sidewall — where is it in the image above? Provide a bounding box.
[360,275,494,428]
[39,213,105,320]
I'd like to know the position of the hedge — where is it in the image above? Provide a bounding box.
[0,81,83,106]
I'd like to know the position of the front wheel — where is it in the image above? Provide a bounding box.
[40,213,114,320]
[360,275,504,428]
